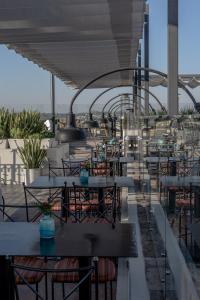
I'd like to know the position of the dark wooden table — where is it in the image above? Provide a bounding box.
[30,175,134,189]
[0,222,137,300]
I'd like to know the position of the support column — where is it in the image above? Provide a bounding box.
[51,74,56,134]
[168,0,178,115]
[144,3,149,116]
[133,71,138,116]
[138,44,142,116]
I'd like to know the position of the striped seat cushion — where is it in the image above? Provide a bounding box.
[91,258,116,282]
[52,200,61,211]
[14,257,45,284]
[52,258,79,282]
[52,258,116,283]
[176,199,194,207]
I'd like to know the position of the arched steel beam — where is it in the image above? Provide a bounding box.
[107,94,155,114]
[109,102,149,116]
[88,84,166,115]
[69,68,198,124]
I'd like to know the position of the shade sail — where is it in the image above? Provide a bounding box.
[0,0,145,88]
[148,75,200,89]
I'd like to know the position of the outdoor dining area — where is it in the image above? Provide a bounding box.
[0,139,137,300]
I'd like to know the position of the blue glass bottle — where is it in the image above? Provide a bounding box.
[39,214,55,239]
[80,168,89,184]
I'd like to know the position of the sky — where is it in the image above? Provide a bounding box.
[0,0,200,113]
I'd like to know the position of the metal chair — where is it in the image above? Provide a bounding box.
[52,257,116,300]
[23,183,67,222]
[0,191,39,222]
[11,257,96,300]
[69,183,119,225]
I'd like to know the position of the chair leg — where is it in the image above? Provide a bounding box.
[44,261,48,300]
[62,283,65,298]
[36,283,39,300]
[104,282,107,300]
[110,281,113,300]
[51,281,54,300]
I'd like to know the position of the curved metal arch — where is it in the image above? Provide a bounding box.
[70,67,198,120]
[107,94,155,114]
[113,105,144,115]
[102,93,131,113]
[109,101,151,115]
[89,84,166,114]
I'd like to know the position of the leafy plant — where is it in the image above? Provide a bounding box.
[41,131,55,138]
[80,160,91,170]
[10,127,28,139]
[10,110,46,138]
[180,106,195,115]
[18,139,47,169]
[0,108,11,138]
[37,202,52,215]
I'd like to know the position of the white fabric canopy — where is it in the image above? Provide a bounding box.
[0,0,145,88]
[148,75,200,89]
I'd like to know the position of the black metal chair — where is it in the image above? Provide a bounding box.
[62,159,88,176]
[0,190,39,222]
[51,257,116,300]
[11,257,97,300]
[68,183,119,225]
[23,183,67,223]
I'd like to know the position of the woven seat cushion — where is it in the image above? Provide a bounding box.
[52,258,79,282]
[52,200,61,211]
[69,203,91,212]
[52,258,116,283]
[92,258,116,282]
[93,169,107,176]
[176,199,194,207]
[14,257,45,284]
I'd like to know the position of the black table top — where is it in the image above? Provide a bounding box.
[0,222,137,257]
[30,176,134,188]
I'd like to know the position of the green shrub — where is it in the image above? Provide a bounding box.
[10,110,46,138]
[0,108,11,138]
[17,139,47,169]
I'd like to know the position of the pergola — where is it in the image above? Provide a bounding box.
[0,0,145,88]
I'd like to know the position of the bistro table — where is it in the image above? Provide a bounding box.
[0,222,137,300]
[30,175,134,189]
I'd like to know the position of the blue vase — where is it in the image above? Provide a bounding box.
[80,168,89,184]
[39,215,55,239]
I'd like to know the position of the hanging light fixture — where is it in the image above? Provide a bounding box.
[84,113,99,128]
[56,113,85,143]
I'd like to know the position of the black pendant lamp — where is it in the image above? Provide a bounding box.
[56,113,85,143]
[84,113,99,128]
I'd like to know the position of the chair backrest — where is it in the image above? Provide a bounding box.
[62,159,88,176]
[0,188,36,222]
[48,163,65,177]
[71,183,118,224]
[23,183,67,222]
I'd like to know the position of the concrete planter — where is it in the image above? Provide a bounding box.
[9,138,57,150]
[24,168,41,185]
[0,139,9,149]
[8,139,24,149]
[40,138,58,149]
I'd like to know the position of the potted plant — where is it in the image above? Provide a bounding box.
[0,108,10,149]
[9,110,47,149]
[17,138,47,185]
[37,202,55,239]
